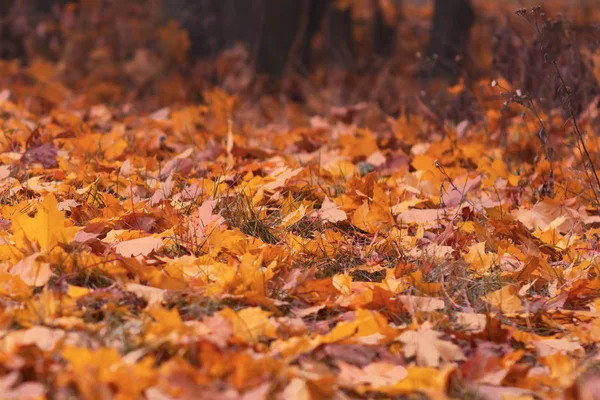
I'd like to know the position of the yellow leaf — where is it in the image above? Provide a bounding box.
[101,135,128,160]
[11,194,79,251]
[340,129,379,159]
[220,307,274,344]
[146,305,183,339]
[465,241,496,275]
[282,203,308,228]
[376,365,454,396]
[332,274,352,295]
[62,345,121,376]
[172,106,202,137]
[0,271,32,300]
[324,159,356,179]
[318,309,396,345]
[67,285,90,299]
[351,185,394,233]
[483,285,524,314]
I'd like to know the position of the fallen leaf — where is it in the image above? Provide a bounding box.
[114,236,164,258]
[9,253,52,286]
[396,322,465,367]
[337,361,407,388]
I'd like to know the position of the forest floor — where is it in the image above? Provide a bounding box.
[2,1,600,399]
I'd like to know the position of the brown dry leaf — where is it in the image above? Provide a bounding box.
[337,361,407,388]
[533,338,584,357]
[126,283,166,307]
[8,326,65,352]
[125,49,160,86]
[513,198,586,233]
[395,295,445,314]
[9,253,52,286]
[455,312,487,334]
[114,236,164,258]
[184,200,227,241]
[263,167,304,192]
[21,142,58,168]
[317,196,347,223]
[0,372,46,399]
[396,322,465,367]
[26,59,57,82]
[281,378,312,400]
[471,385,534,400]
[396,208,440,225]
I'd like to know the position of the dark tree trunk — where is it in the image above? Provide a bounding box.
[326,3,354,68]
[0,0,476,83]
[0,0,65,60]
[425,0,475,80]
[373,3,396,58]
[255,0,307,76]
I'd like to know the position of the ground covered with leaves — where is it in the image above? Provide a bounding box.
[3,1,600,399]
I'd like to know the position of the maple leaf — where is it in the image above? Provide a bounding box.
[316,196,347,223]
[332,273,352,295]
[8,326,65,352]
[21,142,58,168]
[126,283,165,307]
[263,167,304,192]
[318,309,398,345]
[396,208,441,226]
[514,198,585,234]
[351,184,394,233]
[113,236,164,258]
[281,203,308,228]
[395,295,446,314]
[0,271,33,300]
[340,129,379,159]
[465,241,496,275]
[181,200,228,252]
[145,305,184,340]
[281,379,309,399]
[337,361,408,389]
[0,372,46,400]
[8,252,52,286]
[11,194,79,251]
[220,306,276,344]
[62,346,156,399]
[396,322,465,367]
[375,365,455,396]
[484,285,524,314]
